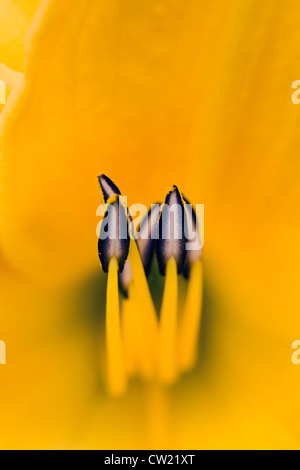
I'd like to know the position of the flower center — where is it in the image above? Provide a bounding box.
[97,175,203,396]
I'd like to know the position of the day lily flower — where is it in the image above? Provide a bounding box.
[0,0,300,450]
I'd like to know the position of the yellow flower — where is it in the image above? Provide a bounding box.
[1,0,300,450]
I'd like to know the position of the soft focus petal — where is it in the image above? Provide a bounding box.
[0,268,106,449]
[0,0,299,289]
[0,0,41,71]
[0,0,300,449]
[0,63,22,96]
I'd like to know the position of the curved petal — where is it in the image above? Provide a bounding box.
[0,0,42,71]
[0,63,22,94]
[0,63,22,115]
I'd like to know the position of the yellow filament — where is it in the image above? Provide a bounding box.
[158,257,178,385]
[122,282,155,380]
[121,290,138,378]
[178,259,203,373]
[128,240,158,378]
[106,257,127,396]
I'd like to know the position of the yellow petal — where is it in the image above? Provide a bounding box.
[0,63,22,117]
[0,0,300,450]
[0,63,22,96]
[0,0,244,281]
[0,0,297,288]
[0,0,41,71]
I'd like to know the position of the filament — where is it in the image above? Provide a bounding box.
[121,289,138,378]
[158,256,178,385]
[128,240,158,378]
[106,257,127,396]
[178,259,203,373]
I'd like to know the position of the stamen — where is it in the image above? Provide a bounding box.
[97,174,134,296]
[106,257,127,396]
[178,259,203,373]
[158,256,178,385]
[121,288,138,378]
[119,259,133,298]
[123,282,156,380]
[97,175,203,393]
[128,240,158,377]
[137,204,161,276]
[98,195,130,273]
[156,186,186,276]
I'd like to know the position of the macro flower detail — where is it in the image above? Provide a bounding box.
[97,176,203,395]
[97,194,130,274]
[137,204,161,277]
[156,185,187,276]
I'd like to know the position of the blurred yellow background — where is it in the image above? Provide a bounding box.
[0,0,300,449]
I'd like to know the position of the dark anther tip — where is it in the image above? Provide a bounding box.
[98,174,121,203]
[156,186,187,276]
